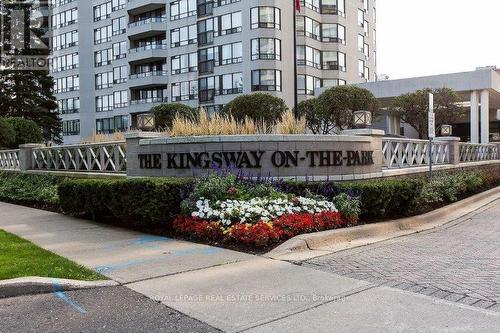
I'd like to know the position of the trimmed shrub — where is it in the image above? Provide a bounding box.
[221,93,288,125]
[151,103,199,130]
[0,118,15,149]
[58,177,193,227]
[0,172,61,207]
[6,117,44,148]
[281,178,425,220]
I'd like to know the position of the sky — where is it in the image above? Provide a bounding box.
[377,0,500,79]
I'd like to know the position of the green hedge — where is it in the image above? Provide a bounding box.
[0,172,61,207]
[282,178,425,220]
[58,178,193,227]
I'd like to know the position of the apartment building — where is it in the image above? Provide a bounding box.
[48,0,376,143]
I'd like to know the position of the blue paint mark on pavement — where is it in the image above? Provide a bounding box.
[104,235,175,251]
[94,246,223,273]
[52,280,87,314]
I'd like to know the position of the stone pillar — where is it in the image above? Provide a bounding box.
[18,144,45,170]
[435,137,461,165]
[481,89,490,143]
[124,132,163,177]
[470,90,479,143]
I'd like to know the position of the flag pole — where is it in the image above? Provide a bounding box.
[293,1,299,117]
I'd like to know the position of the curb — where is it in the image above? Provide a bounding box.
[0,277,119,299]
[265,186,500,261]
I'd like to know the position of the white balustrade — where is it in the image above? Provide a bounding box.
[382,138,450,169]
[31,141,127,173]
[459,143,500,162]
[0,149,20,170]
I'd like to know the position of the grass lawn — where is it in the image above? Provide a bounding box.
[0,230,105,281]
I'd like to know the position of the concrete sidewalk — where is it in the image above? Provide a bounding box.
[1,202,499,332]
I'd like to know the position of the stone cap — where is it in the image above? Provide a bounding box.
[140,134,373,145]
[18,144,46,149]
[341,129,385,137]
[434,136,461,142]
[124,132,164,140]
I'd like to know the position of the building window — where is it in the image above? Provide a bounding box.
[198,76,218,103]
[94,25,112,45]
[112,41,127,60]
[131,88,168,104]
[112,16,127,36]
[251,38,281,60]
[113,66,128,84]
[251,7,281,30]
[112,0,125,11]
[221,73,243,95]
[62,120,80,136]
[323,79,347,88]
[171,52,198,74]
[322,51,346,71]
[219,12,242,36]
[57,97,80,114]
[220,42,242,65]
[50,53,79,73]
[251,70,281,92]
[358,9,365,27]
[54,75,79,93]
[94,48,112,67]
[320,0,345,15]
[96,116,129,134]
[130,62,167,78]
[96,94,114,112]
[95,71,113,90]
[297,45,320,69]
[94,2,112,22]
[297,75,321,95]
[52,30,78,51]
[51,8,78,29]
[171,80,198,101]
[322,24,345,43]
[113,90,128,108]
[171,24,197,47]
[358,59,368,79]
[170,0,197,21]
[296,16,320,40]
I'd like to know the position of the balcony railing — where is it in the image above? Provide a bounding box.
[129,70,168,79]
[128,17,166,28]
[129,43,167,53]
[130,97,167,105]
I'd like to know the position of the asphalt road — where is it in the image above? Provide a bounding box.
[0,286,220,333]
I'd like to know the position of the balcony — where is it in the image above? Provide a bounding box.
[128,17,166,39]
[129,97,167,113]
[128,71,168,88]
[127,0,166,15]
[128,44,167,64]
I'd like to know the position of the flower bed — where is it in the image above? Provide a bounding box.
[172,172,360,248]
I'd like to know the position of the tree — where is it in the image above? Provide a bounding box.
[222,93,288,125]
[0,1,61,143]
[295,99,324,134]
[391,88,463,139]
[6,117,44,147]
[151,103,199,130]
[312,86,379,134]
[0,118,15,149]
